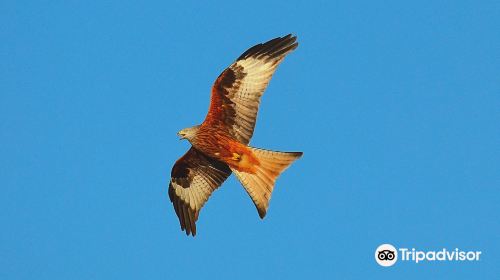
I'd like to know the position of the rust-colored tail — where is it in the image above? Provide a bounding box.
[231,147,302,218]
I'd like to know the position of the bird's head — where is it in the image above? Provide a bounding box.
[177,125,200,142]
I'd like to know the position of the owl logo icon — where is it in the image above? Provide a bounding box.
[378,250,395,261]
[375,244,398,267]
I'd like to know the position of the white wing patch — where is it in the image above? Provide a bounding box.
[205,34,298,145]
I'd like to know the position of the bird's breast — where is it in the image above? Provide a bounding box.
[193,129,259,173]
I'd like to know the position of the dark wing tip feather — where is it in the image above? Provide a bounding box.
[237,34,298,61]
[292,152,304,158]
[258,208,267,219]
[169,184,197,237]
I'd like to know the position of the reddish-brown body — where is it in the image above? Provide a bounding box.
[192,125,260,173]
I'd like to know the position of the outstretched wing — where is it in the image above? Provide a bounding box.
[202,34,298,145]
[168,147,231,236]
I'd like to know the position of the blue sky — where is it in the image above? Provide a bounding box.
[1,0,499,279]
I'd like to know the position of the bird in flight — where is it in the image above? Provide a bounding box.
[168,34,302,236]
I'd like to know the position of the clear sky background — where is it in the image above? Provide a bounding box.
[1,0,498,279]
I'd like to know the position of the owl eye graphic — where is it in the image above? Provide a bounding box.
[378,250,395,261]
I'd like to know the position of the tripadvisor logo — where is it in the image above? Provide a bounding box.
[375,244,482,267]
[375,244,398,267]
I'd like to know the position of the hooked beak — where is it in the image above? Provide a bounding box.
[177,132,185,140]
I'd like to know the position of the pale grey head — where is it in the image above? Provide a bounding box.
[177,125,200,142]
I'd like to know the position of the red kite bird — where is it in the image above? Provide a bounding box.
[169,34,302,236]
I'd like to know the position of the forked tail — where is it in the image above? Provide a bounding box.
[231,147,302,218]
